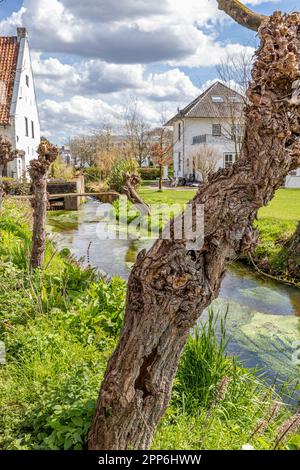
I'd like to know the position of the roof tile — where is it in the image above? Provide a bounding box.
[166,81,244,125]
[0,36,19,125]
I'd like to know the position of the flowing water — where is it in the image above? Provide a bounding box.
[47,199,300,395]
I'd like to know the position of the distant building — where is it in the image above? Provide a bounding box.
[166,81,244,182]
[285,169,300,188]
[0,28,40,178]
[60,145,72,165]
[166,81,300,187]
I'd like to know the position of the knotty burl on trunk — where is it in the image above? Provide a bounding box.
[88,12,300,450]
[30,140,58,269]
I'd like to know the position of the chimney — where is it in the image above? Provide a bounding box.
[17,28,28,41]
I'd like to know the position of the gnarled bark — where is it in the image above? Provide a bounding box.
[30,140,58,269]
[88,11,300,450]
[217,0,267,31]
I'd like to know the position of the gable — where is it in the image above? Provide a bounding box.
[186,82,243,119]
[0,37,19,126]
[166,81,244,125]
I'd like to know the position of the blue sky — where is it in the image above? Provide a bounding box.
[0,0,297,143]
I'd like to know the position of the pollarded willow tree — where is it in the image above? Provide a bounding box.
[0,136,18,213]
[30,139,58,269]
[88,1,300,450]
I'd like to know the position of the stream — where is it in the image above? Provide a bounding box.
[47,199,300,398]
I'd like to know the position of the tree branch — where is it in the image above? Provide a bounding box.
[217,0,268,31]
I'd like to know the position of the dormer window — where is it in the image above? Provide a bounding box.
[212,96,224,103]
[26,75,29,87]
[228,95,241,103]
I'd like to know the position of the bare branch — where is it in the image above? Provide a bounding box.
[217,0,268,31]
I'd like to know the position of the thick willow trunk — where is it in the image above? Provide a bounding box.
[30,176,48,269]
[88,12,300,450]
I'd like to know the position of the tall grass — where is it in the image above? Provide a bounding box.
[174,310,232,412]
[154,310,298,450]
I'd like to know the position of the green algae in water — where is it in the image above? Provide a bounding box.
[238,286,289,309]
[47,211,79,232]
[238,313,299,382]
[208,298,300,383]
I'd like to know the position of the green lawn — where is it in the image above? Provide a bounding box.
[258,189,300,221]
[139,187,300,283]
[139,188,196,207]
[140,187,300,220]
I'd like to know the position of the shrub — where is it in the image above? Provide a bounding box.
[2,177,30,195]
[139,167,160,180]
[82,166,102,183]
[107,159,139,193]
[50,156,75,180]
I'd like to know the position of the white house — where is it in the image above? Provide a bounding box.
[166,82,244,182]
[166,81,300,187]
[60,145,72,165]
[0,28,40,179]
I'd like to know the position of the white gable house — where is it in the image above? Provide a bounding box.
[166,82,244,183]
[0,28,40,179]
[167,81,300,187]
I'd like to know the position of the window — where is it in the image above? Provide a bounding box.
[212,96,224,103]
[25,117,29,136]
[212,124,221,136]
[26,75,29,87]
[178,152,182,171]
[31,121,35,139]
[228,95,241,103]
[178,123,181,141]
[224,153,235,168]
[193,135,206,145]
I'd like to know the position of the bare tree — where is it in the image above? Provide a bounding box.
[93,126,122,180]
[216,49,254,155]
[217,49,253,98]
[88,4,300,450]
[0,136,18,212]
[69,136,96,168]
[193,145,221,183]
[30,140,58,269]
[125,101,151,167]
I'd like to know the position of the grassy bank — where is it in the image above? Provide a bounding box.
[255,189,300,285]
[139,187,300,285]
[0,199,299,450]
